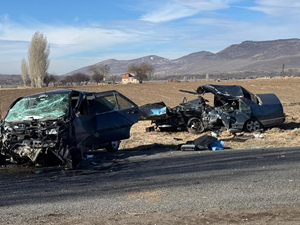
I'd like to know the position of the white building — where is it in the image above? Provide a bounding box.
[122,73,138,84]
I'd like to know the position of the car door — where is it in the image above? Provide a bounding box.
[245,94,285,127]
[92,91,139,144]
[72,92,97,148]
[224,98,251,131]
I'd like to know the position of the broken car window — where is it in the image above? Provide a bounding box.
[116,94,134,109]
[241,87,258,104]
[5,93,69,121]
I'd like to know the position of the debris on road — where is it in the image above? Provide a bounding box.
[194,135,218,150]
[179,134,225,151]
[180,144,196,151]
[254,133,264,138]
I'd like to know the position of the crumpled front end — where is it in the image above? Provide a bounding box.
[0,118,70,165]
[138,94,247,133]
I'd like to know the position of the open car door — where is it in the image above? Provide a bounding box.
[92,91,139,143]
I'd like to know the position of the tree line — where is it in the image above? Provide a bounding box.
[20,31,154,87]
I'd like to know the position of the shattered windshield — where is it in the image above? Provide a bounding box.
[5,93,69,121]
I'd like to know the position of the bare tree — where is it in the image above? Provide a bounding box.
[89,65,104,84]
[60,78,67,86]
[127,61,154,83]
[64,75,75,86]
[72,73,90,85]
[111,75,117,84]
[20,59,30,86]
[43,73,57,87]
[28,31,50,88]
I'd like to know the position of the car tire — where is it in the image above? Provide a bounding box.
[244,120,262,132]
[187,117,205,134]
[105,140,120,152]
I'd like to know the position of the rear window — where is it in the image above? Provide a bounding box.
[241,87,258,104]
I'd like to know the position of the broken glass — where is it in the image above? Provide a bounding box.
[5,93,69,121]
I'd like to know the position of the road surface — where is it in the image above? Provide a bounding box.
[1,146,300,224]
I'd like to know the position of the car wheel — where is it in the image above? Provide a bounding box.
[105,140,120,152]
[187,117,205,134]
[244,120,262,132]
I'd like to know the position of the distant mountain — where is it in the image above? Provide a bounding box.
[66,38,300,77]
[0,74,22,87]
[66,55,171,76]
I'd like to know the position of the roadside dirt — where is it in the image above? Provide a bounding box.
[7,208,300,225]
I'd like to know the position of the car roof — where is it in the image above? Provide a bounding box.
[22,89,123,99]
[201,84,248,100]
[23,89,92,98]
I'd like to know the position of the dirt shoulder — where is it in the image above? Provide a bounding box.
[7,208,300,225]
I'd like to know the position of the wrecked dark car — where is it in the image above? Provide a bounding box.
[0,89,139,168]
[139,84,285,134]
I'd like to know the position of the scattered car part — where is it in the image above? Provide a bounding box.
[145,126,155,132]
[180,144,196,151]
[194,135,217,150]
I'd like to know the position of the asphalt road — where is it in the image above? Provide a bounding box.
[1,146,300,224]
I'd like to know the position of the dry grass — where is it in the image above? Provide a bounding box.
[0,77,300,150]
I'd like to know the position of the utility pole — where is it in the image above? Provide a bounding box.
[104,64,109,82]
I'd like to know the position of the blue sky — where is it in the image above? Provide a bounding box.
[1,0,300,74]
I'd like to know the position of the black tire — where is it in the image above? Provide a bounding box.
[186,117,205,134]
[244,120,262,132]
[105,140,120,152]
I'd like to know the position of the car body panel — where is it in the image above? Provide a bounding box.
[249,94,285,127]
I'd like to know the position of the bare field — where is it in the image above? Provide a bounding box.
[0,77,299,150]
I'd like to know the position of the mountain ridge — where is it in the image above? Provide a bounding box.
[63,38,300,76]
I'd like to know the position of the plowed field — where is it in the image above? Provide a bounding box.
[0,77,299,150]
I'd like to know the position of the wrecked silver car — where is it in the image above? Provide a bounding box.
[139,84,285,134]
[0,89,139,168]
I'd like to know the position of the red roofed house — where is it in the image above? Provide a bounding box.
[122,73,138,84]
